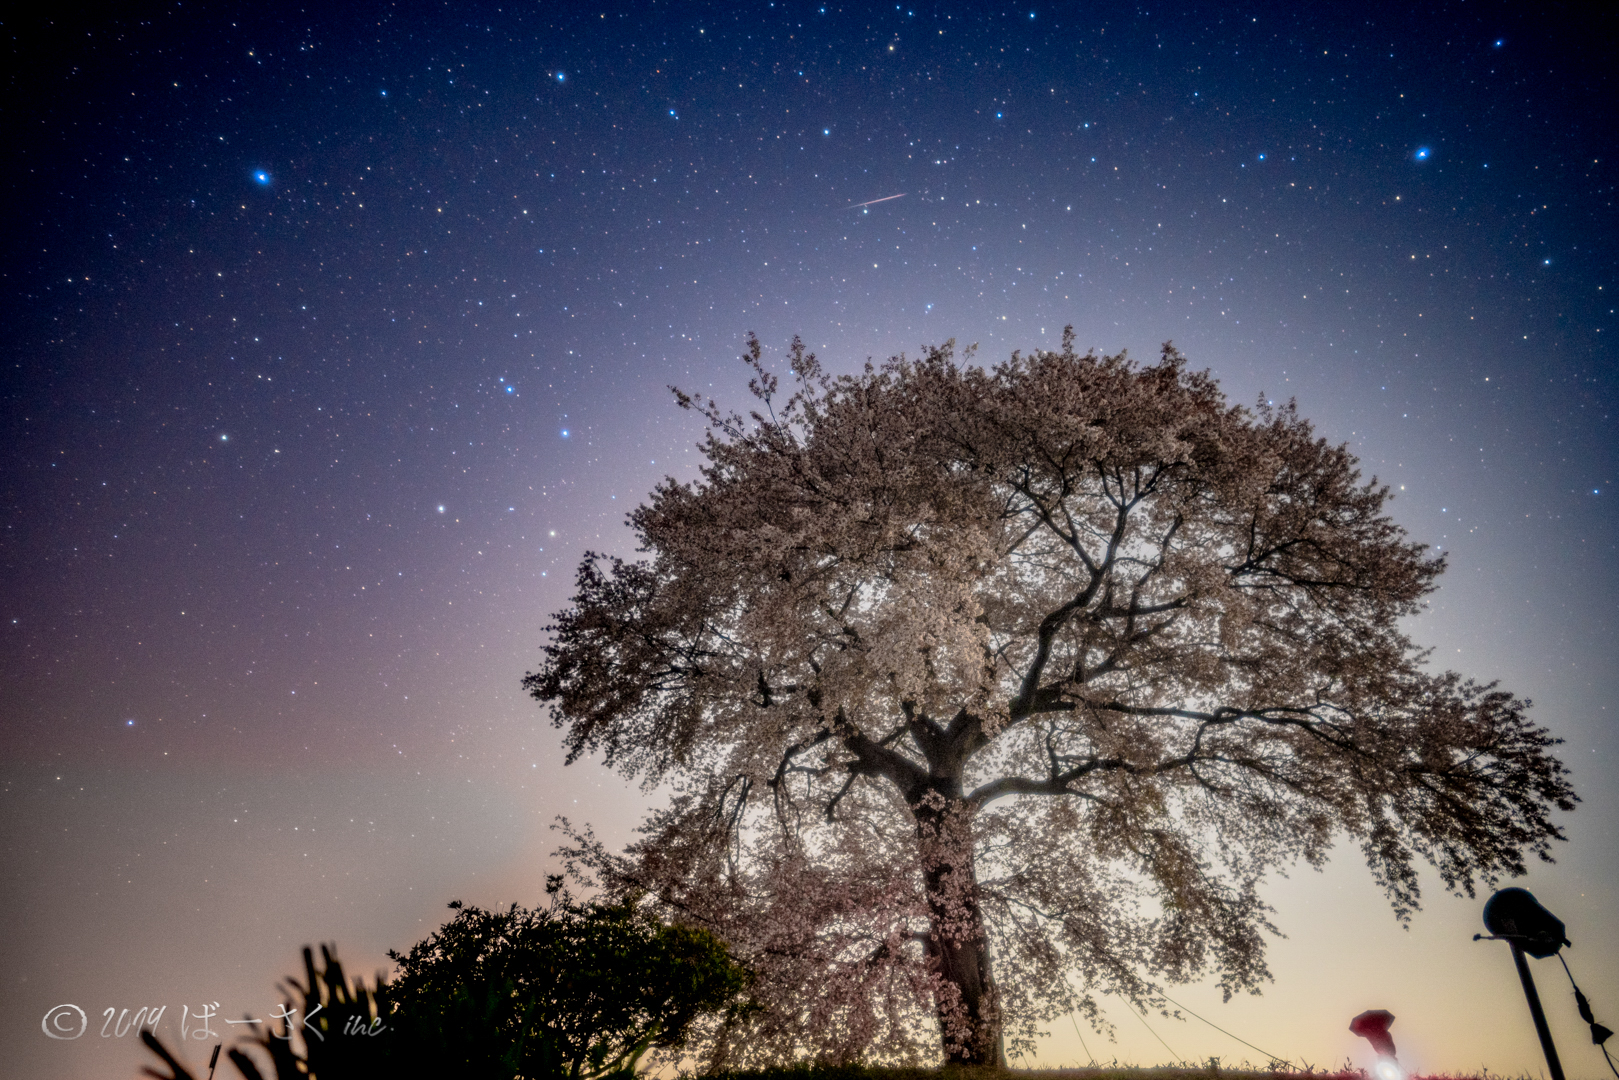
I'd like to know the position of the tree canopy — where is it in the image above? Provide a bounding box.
[525,331,1575,1066]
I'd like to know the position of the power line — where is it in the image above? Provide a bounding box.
[1070,1011,1096,1066]
[1118,994,1182,1063]
[1556,955,1618,1080]
[1150,984,1293,1068]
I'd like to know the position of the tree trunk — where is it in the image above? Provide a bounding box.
[914,796,1005,1066]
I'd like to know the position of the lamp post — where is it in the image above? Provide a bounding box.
[1506,942,1563,1080]
[1478,888,1570,1080]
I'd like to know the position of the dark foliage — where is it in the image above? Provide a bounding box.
[381,882,752,1078]
[140,943,395,1080]
[139,883,750,1080]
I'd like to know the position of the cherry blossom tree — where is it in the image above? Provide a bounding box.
[525,331,1575,1067]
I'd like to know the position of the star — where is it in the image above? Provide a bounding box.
[254,170,271,185]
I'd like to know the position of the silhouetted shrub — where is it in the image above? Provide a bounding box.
[140,884,750,1080]
[380,883,752,1078]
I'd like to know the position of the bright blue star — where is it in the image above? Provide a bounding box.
[1493,38,1504,48]
[670,109,678,117]
[823,128,830,135]
[254,171,271,185]
[555,71,566,82]
[505,385,515,394]
[1257,152,1266,161]
[1414,146,1431,161]
[126,719,135,726]
[380,89,388,97]
[1543,258,1552,265]
[560,429,570,439]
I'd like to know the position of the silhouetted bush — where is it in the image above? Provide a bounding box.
[140,882,751,1080]
[380,883,751,1078]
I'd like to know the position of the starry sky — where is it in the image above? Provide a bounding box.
[3,3,1616,1077]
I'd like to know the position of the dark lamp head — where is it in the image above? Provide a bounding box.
[1482,887,1568,959]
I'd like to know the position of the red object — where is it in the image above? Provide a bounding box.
[1350,1009,1398,1058]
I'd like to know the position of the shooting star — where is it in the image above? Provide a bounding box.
[845,193,906,210]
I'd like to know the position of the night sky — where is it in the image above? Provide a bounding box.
[4,3,1616,1078]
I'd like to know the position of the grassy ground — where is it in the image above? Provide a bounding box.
[713,1066,1498,1080]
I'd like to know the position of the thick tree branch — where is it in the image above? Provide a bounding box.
[967,766,1125,808]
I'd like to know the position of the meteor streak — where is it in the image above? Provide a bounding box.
[845,193,906,210]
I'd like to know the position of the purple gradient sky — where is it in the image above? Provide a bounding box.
[3,3,1615,1077]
